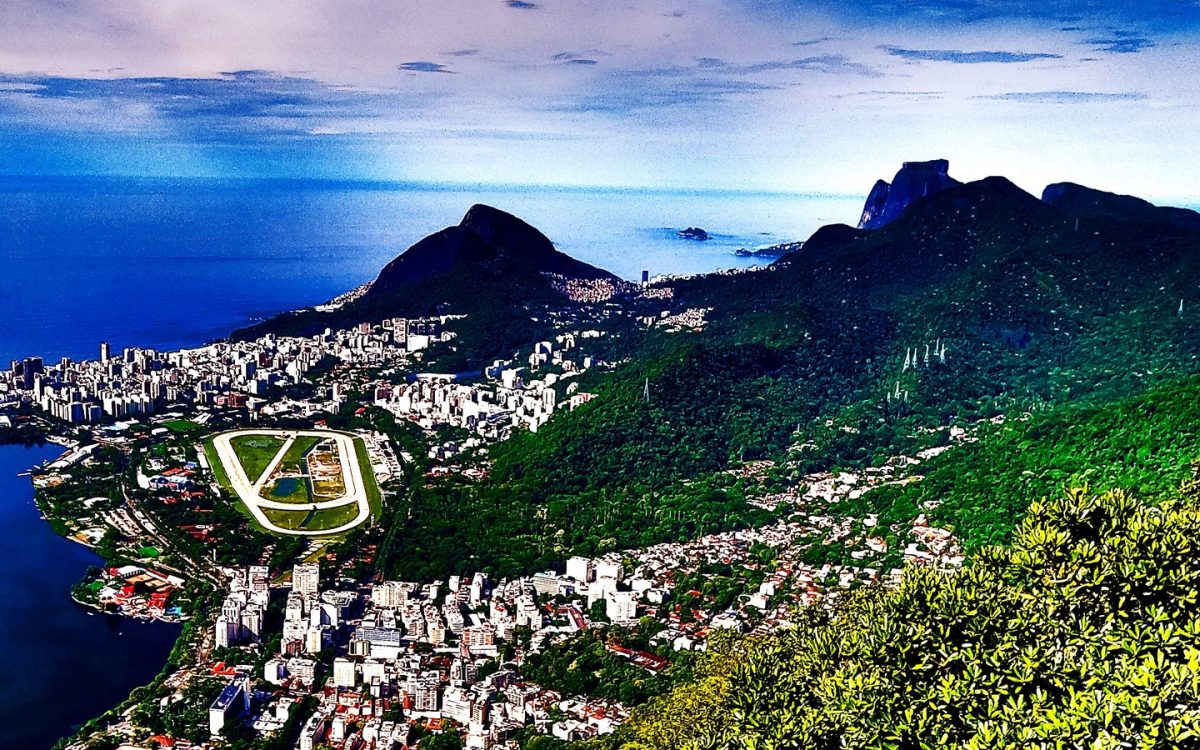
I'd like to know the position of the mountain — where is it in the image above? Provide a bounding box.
[372,168,1200,582]
[278,169,1200,748]
[233,204,620,369]
[858,158,962,229]
[1042,181,1200,233]
[366,204,615,297]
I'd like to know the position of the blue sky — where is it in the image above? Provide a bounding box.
[1,0,1198,198]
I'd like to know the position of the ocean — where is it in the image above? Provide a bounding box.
[0,175,862,365]
[0,175,863,747]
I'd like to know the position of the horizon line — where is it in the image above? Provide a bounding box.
[0,172,863,201]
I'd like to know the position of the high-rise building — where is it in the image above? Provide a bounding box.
[304,625,326,654]
[410,671,441,712]
[595,559,624,582]
[208,678,249,736]
[442,686,474,724]
[100,342,111,363]
[606,590,638,623]
[298,713,327,750]
[215,615,238,649]
[247,565,269,594]
[264,658,287,685]
[333,657,358,688]
[566,556,594,583]
[293,562,320,595]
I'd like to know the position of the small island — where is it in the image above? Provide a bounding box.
[735,240,803,258]
[676,227,710,241]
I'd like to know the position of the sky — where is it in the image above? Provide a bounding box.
[1,0,1199,198]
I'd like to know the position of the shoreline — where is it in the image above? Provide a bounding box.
[0,441,185,750]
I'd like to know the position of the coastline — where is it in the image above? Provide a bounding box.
[0,443,182,749]
[19,430,193,744]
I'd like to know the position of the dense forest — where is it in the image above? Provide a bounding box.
[837,375,1200,550]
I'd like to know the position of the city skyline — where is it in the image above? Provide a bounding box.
[1,1,1198,198]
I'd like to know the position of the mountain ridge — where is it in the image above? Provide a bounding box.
[232,203,619,368]
[366,203,616,298]
[1042,181,1200,233]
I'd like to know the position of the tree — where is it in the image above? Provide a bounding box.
[419,731,464,750]
[600,488,1200,749]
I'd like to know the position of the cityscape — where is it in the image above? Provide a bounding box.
[3,1,1200,749]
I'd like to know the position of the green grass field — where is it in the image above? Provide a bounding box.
[201,436,269,534]
[229,435,286,484]
[163,419,204,435]
[201,437,231,488]
[260,501,362,532]
[260,506,314,531]
[353,438,384,522]
[279,436,322,472]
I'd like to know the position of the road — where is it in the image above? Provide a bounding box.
[210,429,371,536]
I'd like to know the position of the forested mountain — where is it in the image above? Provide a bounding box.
[332,168,1200,588]
[233,204,621,370]
[474,172,1200,552]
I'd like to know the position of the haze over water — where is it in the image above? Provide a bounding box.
[0,175,861,365]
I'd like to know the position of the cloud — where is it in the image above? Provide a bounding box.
[1086,34,1156,53]
[0,82,45,92]
[0,0,1194,191]
[551,52,601,65]
[838,89,945,101]
[687,55,881,77]
[794,0,1200,30]
[398,61,453,74]
[881,46,1063,63]
[560,78,781,115]
[0,71,437,141]
[977,90,1146,103]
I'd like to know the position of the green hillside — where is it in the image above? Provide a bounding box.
[593,487,1200,749]
[372,177,1200,581]
[837,375,1200,550]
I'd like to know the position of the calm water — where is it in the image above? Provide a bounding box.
[0,176,861,364]
[0,443,180,749]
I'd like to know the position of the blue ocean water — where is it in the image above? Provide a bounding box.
[0,443,180,749]
[0,176,862,364]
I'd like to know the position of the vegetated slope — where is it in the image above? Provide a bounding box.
[1044,181,1200,234]
[596,487,1200,750]
[233,204,619,370]
[497,175,1200,494]
[838,374,1200,550]
[379,176,1200,580]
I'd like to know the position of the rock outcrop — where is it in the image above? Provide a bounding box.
[858,160,962,229]
[1042,182,1200,234]
[677,227,710,241]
